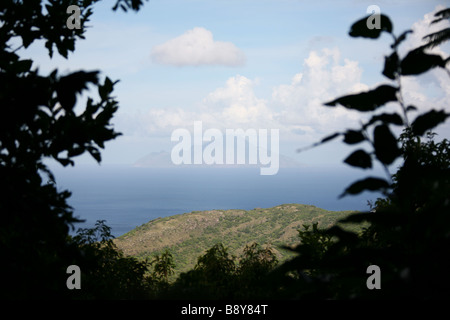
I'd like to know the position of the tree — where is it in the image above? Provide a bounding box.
[71,220,152,299]
[193,243,236,293]
[238,243,278,279]
[151,249,176,283]
[235,242,278,298]
[0,0,147,299]
[169,243,237,299]
[274,8,450,299]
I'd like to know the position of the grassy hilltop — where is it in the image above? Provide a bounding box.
[114,204,358,276]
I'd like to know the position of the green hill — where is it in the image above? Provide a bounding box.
[114,204,358,276]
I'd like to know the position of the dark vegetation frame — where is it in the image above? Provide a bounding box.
[1,1,449,299]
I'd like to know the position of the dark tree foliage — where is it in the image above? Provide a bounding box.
[3,1,449,300]
[169,243,237,299]
[151,249,176,283]
[70,220,152,299]
[165,242,278,300]
[419,8,450,51]
[270,9,450,299]
[0,0,147,299]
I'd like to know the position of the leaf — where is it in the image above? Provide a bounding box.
[324,85,398,112]
[349,14,393,39]
[56,158,75,167]
[373,124,400,165]
[84,97,101,116]
[406,105,417,112]
[340,177,390,198]
[15,59,33,74]
[57,71,99,110]
[382,52,399,80]
[364,112,404,128]
[68,147,84,157]
[98,77,119,100]
[422,27,450,49]
[88,147,102,163]
[400,49,446,76]
[297,132,341,152]
[60,71,99,94]
[344,149,372,169]
[411,110,450,136]
[113,0,147,12]
[430,8,450,25]
[320,132,341,144]
[343,130,365,144]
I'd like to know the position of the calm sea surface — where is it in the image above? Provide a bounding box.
[50,165,383,237]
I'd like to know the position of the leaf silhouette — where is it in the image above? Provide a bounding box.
[422,27,450,49]
[343,130,365,145]
[56,71,99,110]
[406,105,418,112]
[324,85,398,112]
[430,8,450,25]
[364,112,404,128]
[349,14,393,39]
[373,124,400,165]
[411,110,450,136]
[344,149,372,169]
[340,177,390,198]
[400,49,446,76]
[297,132,341,152]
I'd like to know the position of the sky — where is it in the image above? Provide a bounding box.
[21,0,450,169]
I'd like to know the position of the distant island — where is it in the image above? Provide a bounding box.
[114,204,359,276]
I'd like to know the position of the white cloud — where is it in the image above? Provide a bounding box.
[130,47,368,142]
[128,28,450,146]
[124,75,272,135]
[202,75,273,126]
[150,27,246,67]
[271,47,368,138]
[111,7,450,148]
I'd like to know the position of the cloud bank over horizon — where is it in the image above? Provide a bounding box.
[121,47,370,142]
[44,1,448,165]
[120,6,450,148]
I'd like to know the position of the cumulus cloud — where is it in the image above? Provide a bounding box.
[128,75,272,135]
[130,6,450,142]
[202,75,273,126]
[133,47,369,142]
[271,47,368,137]
[150,27,246,67]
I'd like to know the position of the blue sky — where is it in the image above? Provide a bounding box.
[23,0,450,169]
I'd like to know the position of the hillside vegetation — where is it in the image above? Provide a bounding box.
[114,204,358,276]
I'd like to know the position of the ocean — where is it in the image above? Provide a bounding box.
[51,164,384,237]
